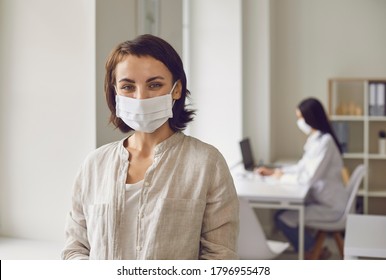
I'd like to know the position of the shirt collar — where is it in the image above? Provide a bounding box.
[304,130,321,151]
[118,132,184,159]
[154,132,184,155]
[308,130,321,141]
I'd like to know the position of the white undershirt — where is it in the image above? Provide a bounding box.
[119,180,143,259]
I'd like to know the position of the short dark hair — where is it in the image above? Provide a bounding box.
[104,34,195,133]
[298,97,342,153]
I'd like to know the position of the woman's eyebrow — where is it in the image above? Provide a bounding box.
[146,76,165,83]
[117,76,165,83]
[118,78,135,83]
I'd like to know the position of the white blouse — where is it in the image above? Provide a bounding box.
[119,180,143,259]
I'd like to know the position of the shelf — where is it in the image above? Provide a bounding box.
[367,189,386,198]
[368,116,386,121]
[330,115,364,121]
[368,154,386,160]
[357,189,366,196]
[329,77,386,215]
[343,153,365,159]
[330,116,386,121]
[354,188,386,198]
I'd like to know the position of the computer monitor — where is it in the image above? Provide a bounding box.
[239,138,256,171]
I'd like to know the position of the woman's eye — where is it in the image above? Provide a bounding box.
[148,83,163,89]
[121,85,135,92]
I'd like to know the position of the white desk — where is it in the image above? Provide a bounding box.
[232,167,310,260]
[344,214,386,260]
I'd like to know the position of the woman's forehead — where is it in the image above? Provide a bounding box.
[115,55,172,81]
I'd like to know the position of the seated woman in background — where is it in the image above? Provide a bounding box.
[256,97,348,259]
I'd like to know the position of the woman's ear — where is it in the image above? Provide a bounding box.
[173,80,182,100]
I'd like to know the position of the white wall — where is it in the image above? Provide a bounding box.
[187,0,243,166]
[0,0,96,242]
[242,0,272,164]
[95,0,137,147]
[270,0,386,160]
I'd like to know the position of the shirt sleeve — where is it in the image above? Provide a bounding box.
[279,161,301,184]
[61,166,90,260]
[199,152,239,260]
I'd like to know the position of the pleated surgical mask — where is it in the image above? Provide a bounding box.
[296,118,312,135]
[115,82,177,133]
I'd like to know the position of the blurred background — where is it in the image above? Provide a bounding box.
[1,0,386,259]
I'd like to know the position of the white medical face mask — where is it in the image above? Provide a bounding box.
[115,82,177,133]
[297,118,312,135]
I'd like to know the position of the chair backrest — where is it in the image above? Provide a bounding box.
[238,197,279,259]
[306,164,366,231]
[344,164,366,216]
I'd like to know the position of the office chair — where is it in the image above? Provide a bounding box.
[238,197,290,259]
[306,164,365,260]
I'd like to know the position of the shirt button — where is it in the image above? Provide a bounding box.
[136,246,142,251]
[144,181,150,187]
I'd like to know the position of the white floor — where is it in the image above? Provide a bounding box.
[268,230,342,260]
[0,237,63,260]
[0,234,342,260]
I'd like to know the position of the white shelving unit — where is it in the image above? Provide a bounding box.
[328,78,386,214]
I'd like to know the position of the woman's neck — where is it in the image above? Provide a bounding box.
[127,123,175,153]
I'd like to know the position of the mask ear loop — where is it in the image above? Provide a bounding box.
[114,86,121,118]
[170,81,178,107]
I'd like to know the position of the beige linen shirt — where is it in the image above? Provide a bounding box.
[61,132,239,260]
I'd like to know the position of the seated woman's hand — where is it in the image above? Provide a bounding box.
[254,166,274,176]
[271,168,283,179]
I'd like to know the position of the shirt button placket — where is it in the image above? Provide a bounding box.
[137,180,149,258]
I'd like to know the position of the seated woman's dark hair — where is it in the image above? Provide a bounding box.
[104,34,195,133]
[298,97,343,154]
